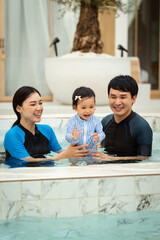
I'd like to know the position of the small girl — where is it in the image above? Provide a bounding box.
[65,86,105,160]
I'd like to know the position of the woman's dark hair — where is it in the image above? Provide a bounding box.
[108,75,138,98]
[72,86,95,108]
[12,86,41,127]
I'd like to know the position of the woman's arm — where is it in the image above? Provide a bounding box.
[23,144,91,162]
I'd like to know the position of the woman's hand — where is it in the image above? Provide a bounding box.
[53,144,91,160]
[64,144,91,158]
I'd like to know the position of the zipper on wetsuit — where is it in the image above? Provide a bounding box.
[83,121,87,145]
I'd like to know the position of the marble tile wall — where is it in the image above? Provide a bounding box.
[0,175,160,220]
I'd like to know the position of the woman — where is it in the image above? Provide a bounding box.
[4,86,90,163]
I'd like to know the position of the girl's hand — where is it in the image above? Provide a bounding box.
[92,133,99,143]
[72,127,83,141]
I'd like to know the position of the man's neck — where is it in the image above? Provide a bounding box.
[114,110,132,123]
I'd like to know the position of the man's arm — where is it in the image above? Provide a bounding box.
[92,151,148,162]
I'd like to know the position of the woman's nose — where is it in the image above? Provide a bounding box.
[36,104,42,110]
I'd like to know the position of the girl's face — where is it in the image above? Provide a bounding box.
[16,92,43,125]
[74,97,95,120]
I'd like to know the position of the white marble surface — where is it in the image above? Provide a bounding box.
[1,172,160,220]
[1,162,160,182]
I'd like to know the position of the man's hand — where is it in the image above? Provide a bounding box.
[92,151,116,161]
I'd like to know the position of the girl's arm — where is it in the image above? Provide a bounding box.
[65,119,82,144]
[94,118,105,143]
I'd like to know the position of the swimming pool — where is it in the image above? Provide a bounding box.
[0,114,160,222]
[0,210,160,240]
[0,119,160,167]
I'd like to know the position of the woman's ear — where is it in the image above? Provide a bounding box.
[16,105,22,113]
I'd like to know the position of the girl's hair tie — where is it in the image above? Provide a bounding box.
[75,96,81,101]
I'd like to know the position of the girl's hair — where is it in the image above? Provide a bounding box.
[108,75,138,98]
[72,86,95,108]
[12,86,41,127]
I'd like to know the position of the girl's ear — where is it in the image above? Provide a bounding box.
[16,105,22,113]
[73,105,77,111]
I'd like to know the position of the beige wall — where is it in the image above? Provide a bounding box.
[99,9,115,56]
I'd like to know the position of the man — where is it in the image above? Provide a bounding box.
[92,75,153,162]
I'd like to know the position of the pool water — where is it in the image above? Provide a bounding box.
[0,128,160,168]
[0,210,160,240]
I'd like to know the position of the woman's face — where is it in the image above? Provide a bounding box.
[16,92,43,124]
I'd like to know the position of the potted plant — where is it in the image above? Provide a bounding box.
[45,1,142,105]
[53,0,128,53]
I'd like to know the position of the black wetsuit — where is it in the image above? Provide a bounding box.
[101,111,153,157]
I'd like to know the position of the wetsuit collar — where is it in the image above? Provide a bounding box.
[112,111,136,125]
[18,123,38,135]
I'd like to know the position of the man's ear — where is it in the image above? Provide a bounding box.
[132,95,137,104]
[16,105,22,113]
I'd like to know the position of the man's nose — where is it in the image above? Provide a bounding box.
[115,98,121,104]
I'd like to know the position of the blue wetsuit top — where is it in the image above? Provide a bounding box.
[101,111,153,157]
[4,124,62,159]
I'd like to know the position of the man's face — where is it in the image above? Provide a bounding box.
[108,88,136,123]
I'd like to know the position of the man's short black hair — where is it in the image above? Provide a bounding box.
[108,75,138,98]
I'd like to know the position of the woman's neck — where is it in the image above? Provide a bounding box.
[20,120,36,135]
